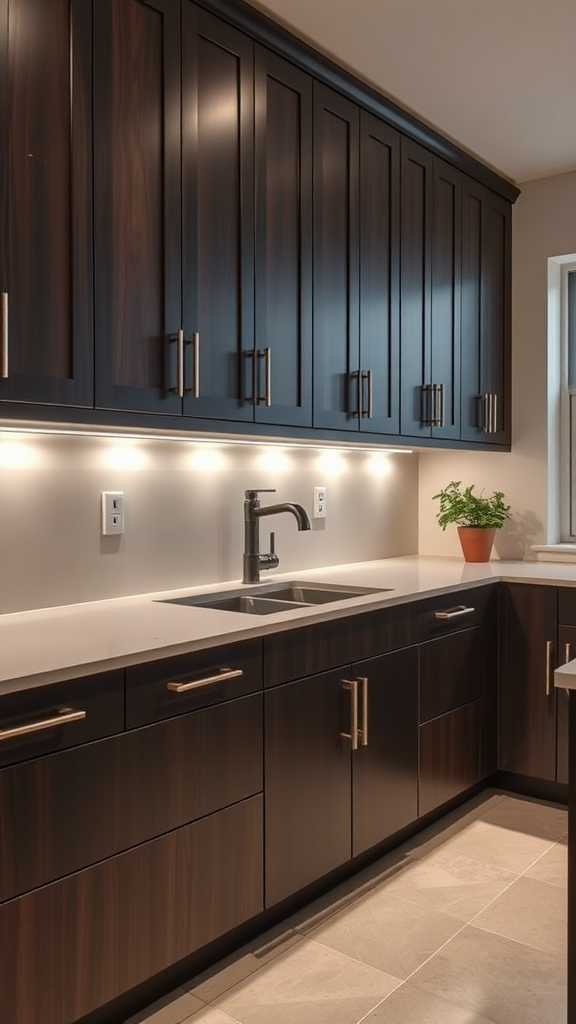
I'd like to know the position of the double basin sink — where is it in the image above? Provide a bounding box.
[161,580,390,616]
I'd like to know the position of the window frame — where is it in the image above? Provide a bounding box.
[561,262,576,541]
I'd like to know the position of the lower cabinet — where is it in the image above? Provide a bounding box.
[0,796,263,1024]
[264,644,419,906]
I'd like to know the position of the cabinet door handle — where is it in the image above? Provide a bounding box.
[185,331,200,398]
[431,383,444,427]
[481,393,498,433]
[166,667,243,693]
[566,643,572,664]
[434,605,475,620]
[545,640,554,696]
[1,292,8,378]
[357,676,368,746]
[169,329,185,398]
[340,679,358,750]
[421,384,432,426]
[0,706,86,742]
[361,370,373,419]
[257,348,271,406]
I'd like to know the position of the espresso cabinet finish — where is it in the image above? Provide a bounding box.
[499,583,558,781]
[0,796,263,1024]
[556,588,576,784]
[460,178,512,445]
[419,701,480,816]
[312,85,400,434]
[0,0,93,406]
[399,140,460,440]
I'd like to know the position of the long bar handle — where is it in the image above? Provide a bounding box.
[481,393,498,433]
[357,676,368,746]
[167,667,243,693]
[0,706,86,742]
[566,642,572,664]
[257,349,271,406]
[340,679,358,750]
[545,639,554,696]
[361,371,373,419]
[1,292,7,378]
[186,331,200,398]
[434,605,475,620]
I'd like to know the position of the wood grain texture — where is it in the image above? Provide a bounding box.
[419,627,483,723]
[499,583,558,780]
[419,700,480,816]
[0,692,262,901]
[431,158,461,438]
[0,796,263,1024]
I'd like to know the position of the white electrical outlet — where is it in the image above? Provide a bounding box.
[101,491,125,535]
[313,486,327,519]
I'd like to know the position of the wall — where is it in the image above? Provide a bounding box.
[419,169,576,559]
[0,431,418,614]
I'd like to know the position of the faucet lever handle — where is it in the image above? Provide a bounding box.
[245,488,276,501]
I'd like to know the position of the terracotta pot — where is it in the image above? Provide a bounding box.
[457,526,496,562]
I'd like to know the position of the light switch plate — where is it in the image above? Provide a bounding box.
[101,491,125,535]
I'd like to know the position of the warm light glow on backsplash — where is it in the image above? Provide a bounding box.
[0,439,40,468]
[256,446,293,473]
[367,451,394,477]
[188,446,228,472]
[100,443,149,471]
[316,449,346,475]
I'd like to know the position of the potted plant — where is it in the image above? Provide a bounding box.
[432,480,511,562]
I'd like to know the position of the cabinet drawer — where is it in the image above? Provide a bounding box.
[126,638,262,728]
[0,693,263,902]
[418,584,493,642]
[558,587,576,626]
[263,604,417,686]
[419,700,480,816]
[419,627,483,723]
[0,795,264,1024]
[0,669,124,769]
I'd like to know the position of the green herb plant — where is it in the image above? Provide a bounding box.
[433,480,510,531]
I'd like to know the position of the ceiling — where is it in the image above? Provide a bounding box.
[247,0,576,185]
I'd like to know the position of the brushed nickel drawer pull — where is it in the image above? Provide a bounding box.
[358,676,369,746]
[434,605,475,620]
[340,679,358,751]
[166,667,243,693]
[256,349,271,406]
[0,706,86,742]
[545,639,554,696]
[1,292,7,378]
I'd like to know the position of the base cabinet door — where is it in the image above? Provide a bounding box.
[352,646,418,856]
[419,701,480,816]
[264,668,351,907]
[0,796,263,1024]
[499,583,558,781]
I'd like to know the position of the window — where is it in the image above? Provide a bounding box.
[562,263,576,539]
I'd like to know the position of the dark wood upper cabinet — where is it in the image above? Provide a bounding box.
[460,177,512,445]
[253,47,313,427]
[313,83,360,431]
[0,0,93,407]
[313,86,401,435]
[400,140,461,440]
[93,0,182,415]
[358,111,401,435]
[181,7,255,422]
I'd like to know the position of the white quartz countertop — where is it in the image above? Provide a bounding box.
[4,555,576,695]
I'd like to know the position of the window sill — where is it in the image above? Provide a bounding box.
[531,544,576,563]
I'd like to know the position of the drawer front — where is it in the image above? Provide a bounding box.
[419,700,480,816]
[263,603,417,686]
[418,584,494,642]
[0,669,124,769]
[126,638,262,728]
[558,586,576,626]
[0,693,263,902]
[419,627,483,723]
[0,795,264,1024]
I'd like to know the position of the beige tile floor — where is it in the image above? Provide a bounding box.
[126,790,568,1024]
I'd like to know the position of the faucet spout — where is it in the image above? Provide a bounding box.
[243,490,311,584]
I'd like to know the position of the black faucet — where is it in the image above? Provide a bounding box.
[243,489,311,584]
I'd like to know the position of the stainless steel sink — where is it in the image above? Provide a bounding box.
[160,580,390,615]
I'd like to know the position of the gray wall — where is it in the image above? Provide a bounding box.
[0,432,419,613]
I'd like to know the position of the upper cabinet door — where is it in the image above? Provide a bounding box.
[182,7,254,422]
[460,177,511,446]
[0,0,93,407]
[93,0,182,415]
[254,47,312,428]
[431,158,461,440]
[399,137,433,437]
[358,111,400,435]
[313,83,360,431]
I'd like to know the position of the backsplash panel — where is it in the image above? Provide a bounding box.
[0,432,418,613]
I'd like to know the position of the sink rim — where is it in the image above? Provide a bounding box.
[158,579,392,614]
